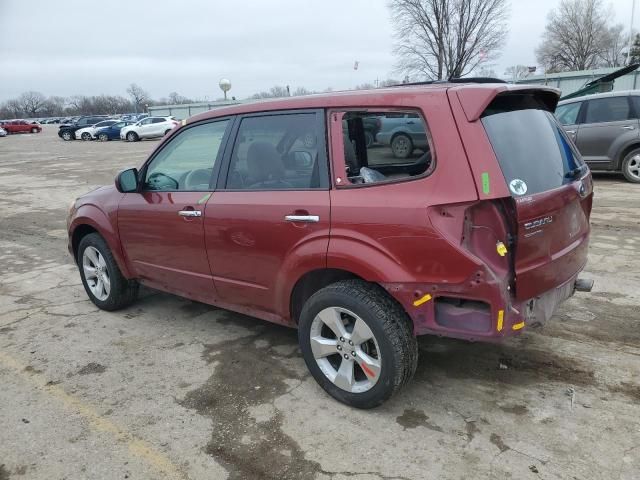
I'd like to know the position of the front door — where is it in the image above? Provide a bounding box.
[576,95,639,169]
[204,111,330,320]
[118,119,231,303]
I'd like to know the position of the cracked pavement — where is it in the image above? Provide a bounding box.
[1,128,639,479]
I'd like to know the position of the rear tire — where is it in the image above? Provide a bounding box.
[81,132,92,141]
[126,131,139,142]
[77,233,138,311]
[61,131,73,141]
[98,133,109,142]
[364,130,374,148]
[391,133,413,159]
[298,280,418,409]
[621,148,640,183]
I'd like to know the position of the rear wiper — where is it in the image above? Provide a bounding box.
[565,165,587,179]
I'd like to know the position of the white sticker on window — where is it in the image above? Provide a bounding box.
[509,179,528,196]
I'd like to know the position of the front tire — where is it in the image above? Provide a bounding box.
[622,148,640,183]
[298,280,418,409]
[77,233,138,311]
[81,132,92,141]
[31,127,39,133]
[391,133,413,159]
[126,131,139,142]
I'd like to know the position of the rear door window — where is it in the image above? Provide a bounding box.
[224,113,327,190]
[482,97,584,196]
[584,96,631,124]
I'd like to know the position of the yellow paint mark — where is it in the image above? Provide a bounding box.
[181,119,186,126]
[197,193,212,204]
[496,241,508,257]
[497,309,504,332]
[512,321,525,331]
[413,294,432,307]
[0,351,184,479]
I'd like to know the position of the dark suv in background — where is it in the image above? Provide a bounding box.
[58,115,109,141]
[556,90,640,183]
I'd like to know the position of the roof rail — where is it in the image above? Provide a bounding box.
[390,77,507,87]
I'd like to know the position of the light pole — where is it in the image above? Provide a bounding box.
[629,0,637,65]
[219,78,231,101]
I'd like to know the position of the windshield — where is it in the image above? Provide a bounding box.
[482,104,583,196]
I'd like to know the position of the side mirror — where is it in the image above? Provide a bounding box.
[115,168,139,193]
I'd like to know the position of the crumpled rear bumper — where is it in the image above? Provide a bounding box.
[382,273,587,342]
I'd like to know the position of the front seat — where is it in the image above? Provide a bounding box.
[246,141,292,189]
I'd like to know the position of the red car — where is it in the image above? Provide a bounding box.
[67,82,593,408]
[2,119,42,134]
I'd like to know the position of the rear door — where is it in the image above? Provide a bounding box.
[576,95,639,169]
[480,95,593,301]
[204,110,330,319]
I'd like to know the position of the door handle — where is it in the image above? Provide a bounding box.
[178,209,202,217]
[622,125,635,130]
[566,130,576,135]
[285,215,319,223]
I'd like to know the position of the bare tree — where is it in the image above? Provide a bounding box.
[536,0,610,72]
[504,65,531,81]
[599,24,628,67]
[477,65,498,77]
[18,91,47,116]
[354,83,377,90]
[292,87,313,96]
[126,83,150,112]
[167,91,193,104]
[249,85,290,99]
[629,34,640,64]
[389,0,509,80]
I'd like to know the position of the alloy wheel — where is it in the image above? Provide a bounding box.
[309,307,381,393]
[82,246,110,301]
[626,154,640,181]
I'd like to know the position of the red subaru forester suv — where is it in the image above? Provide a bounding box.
[67,82,593,408]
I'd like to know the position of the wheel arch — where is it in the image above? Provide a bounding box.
[289,268,364,324]
[69,207,132,278]
[615,141,640,170]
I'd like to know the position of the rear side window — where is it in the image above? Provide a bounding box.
[585,97,631,124]
[482,95,583,196]
[555,102,582,125]
[339,110,433,185]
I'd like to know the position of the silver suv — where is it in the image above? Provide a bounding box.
[556,90,640,183]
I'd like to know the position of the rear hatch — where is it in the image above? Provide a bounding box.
[479,92,592,301]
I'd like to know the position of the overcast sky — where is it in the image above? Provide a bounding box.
[0,0,630,102]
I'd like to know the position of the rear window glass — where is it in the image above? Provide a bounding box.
[339,110,433,186]
[585,96,630,124]
[482,99,583,196]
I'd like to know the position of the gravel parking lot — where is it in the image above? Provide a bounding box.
[1,127,639,480]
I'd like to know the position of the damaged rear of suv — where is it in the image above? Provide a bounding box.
[67,81,592,408]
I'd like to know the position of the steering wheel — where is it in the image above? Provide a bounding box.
[183,169,212,190]
[248,179,293,189]
[147,172,178,190]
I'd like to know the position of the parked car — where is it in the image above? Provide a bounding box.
[376,113,429,158]
[0,126,6,137]
[67,83,593,408]
[556,90,640,183]
[1,119,42,134]
[75,120,119,140]
[58,116,109,141]
[94,121,135,141]
[120,116,178,141]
